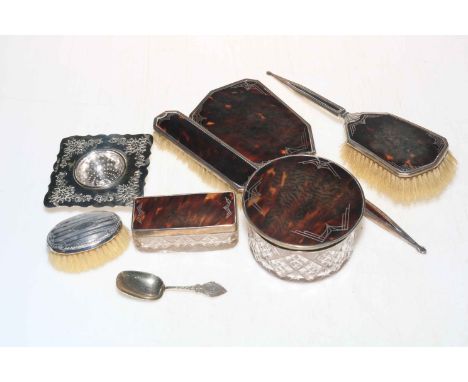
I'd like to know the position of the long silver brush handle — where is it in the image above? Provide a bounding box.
[267,72,426,254]
[267,71,347,118]
[364,200,426,254]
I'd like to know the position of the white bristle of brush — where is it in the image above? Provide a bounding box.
[49,226,129,273]
[341,144,457,204]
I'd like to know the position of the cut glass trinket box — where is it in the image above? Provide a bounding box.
[132,192,238,251]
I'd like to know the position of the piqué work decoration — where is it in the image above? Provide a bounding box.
[44,134,153,207]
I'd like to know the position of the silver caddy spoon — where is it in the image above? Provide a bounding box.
[116,271,227,300]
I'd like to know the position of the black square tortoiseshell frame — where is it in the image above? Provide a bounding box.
[44,134,153,208]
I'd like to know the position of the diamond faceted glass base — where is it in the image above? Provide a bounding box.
[248,226,358,281]
[133,231,238,252]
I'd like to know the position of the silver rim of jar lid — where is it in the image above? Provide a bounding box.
[47,211,122,254]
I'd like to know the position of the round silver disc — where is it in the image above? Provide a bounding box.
[47,211,122,254]
[73,149,127,189]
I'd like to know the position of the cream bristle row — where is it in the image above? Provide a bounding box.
[153,132,243,202]
[341,144,457,204]
[49,226,129,273]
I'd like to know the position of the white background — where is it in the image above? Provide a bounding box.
[0,36,467,346]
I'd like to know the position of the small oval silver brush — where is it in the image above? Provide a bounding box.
[267,71,457,204]
[47,211,129,272]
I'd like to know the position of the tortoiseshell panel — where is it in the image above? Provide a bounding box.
[190,79,315,163]
[243,155,364,250]
[346,113,448,176]
[154,112,257,190]
[132,192,236,232]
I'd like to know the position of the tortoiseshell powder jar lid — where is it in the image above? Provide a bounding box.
[132,192,238,252]
[243,155,365,251]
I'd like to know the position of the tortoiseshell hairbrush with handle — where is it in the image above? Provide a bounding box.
[267,71,456,204]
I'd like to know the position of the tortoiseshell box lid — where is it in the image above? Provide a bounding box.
[131,192,238,251]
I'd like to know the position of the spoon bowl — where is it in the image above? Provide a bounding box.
[116,270,227,300]
[116,271,165,300]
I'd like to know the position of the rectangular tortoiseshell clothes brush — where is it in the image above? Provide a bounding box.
[267,71,457,204]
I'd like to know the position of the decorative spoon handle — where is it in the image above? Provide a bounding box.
[364,200,426,254]
[165,282,227,297]
[267,71,347,117]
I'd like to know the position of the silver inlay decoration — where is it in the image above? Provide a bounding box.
[74,149,127,189]
[291,204,351,243]
[44,134,153,207]
[47,211,122,254]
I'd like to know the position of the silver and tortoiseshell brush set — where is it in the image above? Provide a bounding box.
[44,71,456,298]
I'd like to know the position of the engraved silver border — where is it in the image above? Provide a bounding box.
[344,112,449,178]
[189,78,316,160]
